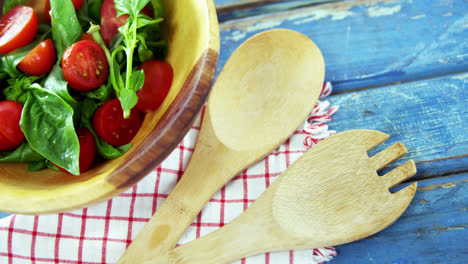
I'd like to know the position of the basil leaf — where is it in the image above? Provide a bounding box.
[84,82,115,103]
[2,0,25,15]
[50,0,82,60]
[29,160,58,172]
[0,142,44,163]
[21,84,80,175]
[44,65,78,109]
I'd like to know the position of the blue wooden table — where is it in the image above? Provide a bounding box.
[1,0,467,263]
[213,0,467,263]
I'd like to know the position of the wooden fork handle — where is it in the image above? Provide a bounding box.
[166,183,312,264]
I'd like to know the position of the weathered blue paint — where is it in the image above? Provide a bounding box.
[218,0,468,92]
[215,0,340,21]
[327,73,468,180]
[333,173,468,264]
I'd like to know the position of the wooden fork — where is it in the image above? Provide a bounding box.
[156,129,417,264]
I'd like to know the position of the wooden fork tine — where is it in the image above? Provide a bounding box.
[391,182,418,206]
[381,160,417,189]
[369,142,407,170]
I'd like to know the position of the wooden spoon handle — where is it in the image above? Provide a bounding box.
[118,115,247,263]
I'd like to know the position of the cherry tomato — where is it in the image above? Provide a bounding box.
[80,33,94,41]
[100,0,152,46]
[135,60,173,112]
[44,0,83,21]
[17,39,56,76]
[55,128,96,174]
[0,100,25,151]
[93,99,141,146]
[0,5,38,54]
[62,40,109,91]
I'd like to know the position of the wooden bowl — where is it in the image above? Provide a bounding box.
[0,0,219,214]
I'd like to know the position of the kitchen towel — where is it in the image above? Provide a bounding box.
[0,82,338,264]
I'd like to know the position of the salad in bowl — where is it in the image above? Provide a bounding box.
[0,0,173,175]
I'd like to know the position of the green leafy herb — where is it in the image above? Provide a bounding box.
[77,0,104,32]
[43,65,78,110]
[0,142,44,163]
[3,75,40,104]
[49,0,82,60]
[20,84,80,175]
[2,0,25,15]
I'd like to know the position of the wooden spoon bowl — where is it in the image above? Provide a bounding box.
[0,0,219,214]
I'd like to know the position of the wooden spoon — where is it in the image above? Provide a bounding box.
[118,29,325,263]
[168,130,417,264]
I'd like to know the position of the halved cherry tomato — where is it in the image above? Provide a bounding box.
[44,0,83,21]
[0,100,25,151]
[100,0,152,46]
[62,40,109,91]
[135,59,173,112]
[0,5,38,54]
[17,39,56,76]
[93,99,141,146]
[55,128,96,174]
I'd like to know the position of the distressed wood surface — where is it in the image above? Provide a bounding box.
[214,0,468,263]
[333,174,468,264]
[218,0,468,93]
[2,0,467,262]
[214,0,341,21]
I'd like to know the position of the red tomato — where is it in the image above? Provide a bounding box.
[135,60,173,112]
[17,39,56,76]
[44,0,83,21]
[55,128,96,174]
[0,5,38,54]
[80,33,94,41]
[0,100,25,151]
[100,0,152,46]
[62,40,109,91]
[93,99,141,146]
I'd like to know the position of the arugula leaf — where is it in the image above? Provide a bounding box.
[0,142,44,163]
[2,0,25,15]
[49,0,82,60]
[20,84,80,175]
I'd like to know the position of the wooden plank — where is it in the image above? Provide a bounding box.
[327,72,468,181]
[218,0,468,92]
[333,173,468,264]
[214,0,340,21]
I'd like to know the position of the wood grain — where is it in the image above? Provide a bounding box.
[0,0,220,214]
[170,130,417,264]
[118,28,325,264]
[327,72,468,181]
[217,0,468,92]
[333,173,468,263]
